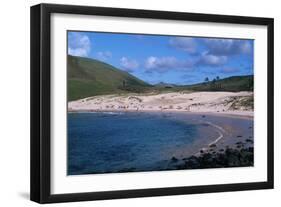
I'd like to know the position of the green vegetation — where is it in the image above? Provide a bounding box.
[150,75,253,94]
[228,96,254,110]
[68,55,150,101]
[181,75,254,92]
[68,55,254,101]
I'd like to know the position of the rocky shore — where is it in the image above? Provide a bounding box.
[168,146,254,170]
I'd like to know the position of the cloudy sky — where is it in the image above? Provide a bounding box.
[68,31,254,85]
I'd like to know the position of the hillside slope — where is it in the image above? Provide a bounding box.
[68,55,253,101]
[68,55,150,101]
[180,75,254,92]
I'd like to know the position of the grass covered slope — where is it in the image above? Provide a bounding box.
[68,55,150,101]
[182,75,254,92]
[68,55,253,101]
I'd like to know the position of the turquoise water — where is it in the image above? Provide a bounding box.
[67,112,216,175]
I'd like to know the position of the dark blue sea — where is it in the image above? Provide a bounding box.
[67,112,221,175]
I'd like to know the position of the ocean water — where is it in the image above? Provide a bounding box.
[67,112,222,175]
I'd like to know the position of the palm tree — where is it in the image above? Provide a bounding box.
[204,77,209,82]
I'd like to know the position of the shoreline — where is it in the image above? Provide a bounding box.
[68,109,253,119]
[165,113,254,169]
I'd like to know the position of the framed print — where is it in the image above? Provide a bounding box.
[30,3,274,203]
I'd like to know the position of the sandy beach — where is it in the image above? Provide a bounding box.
[68,91,253,117]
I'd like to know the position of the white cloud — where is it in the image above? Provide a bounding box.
[198,53,228,66]
[240,41,252,54]
[146,56,178,69]
[145,56,194,73]
[203,39,252,56]
[68,33,91,57]
[120,57,139,72]
[169,37,197,53]
[97,51,112,60]
[68,47,88,57]
[144,53,228,73]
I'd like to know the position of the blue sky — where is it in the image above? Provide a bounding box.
[68,31,254,85]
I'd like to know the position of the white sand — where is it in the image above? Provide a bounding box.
[68,91,253,117]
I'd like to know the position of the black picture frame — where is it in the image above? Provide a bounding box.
[30,3,274,204]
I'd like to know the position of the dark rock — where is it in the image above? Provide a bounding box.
[209,144,216,148]
[176,147,253,170]
[245,139,253,143]
[171,156,178,162]
[185,156,200,169]
[248,147,254,153]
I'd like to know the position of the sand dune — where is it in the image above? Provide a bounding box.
[68,91,253,117]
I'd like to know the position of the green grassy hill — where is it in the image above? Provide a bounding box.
[68,55,151,101]
[68,55,253,101]
[180,75,254,92]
